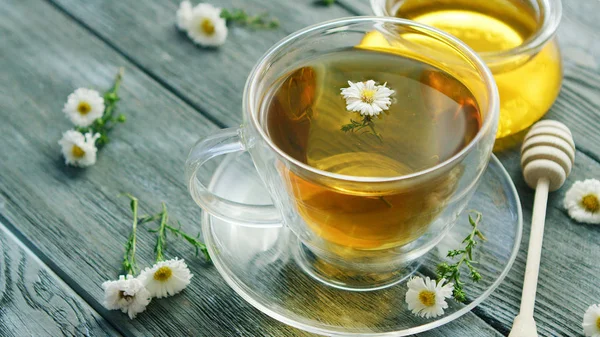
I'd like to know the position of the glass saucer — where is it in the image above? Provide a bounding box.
[202,153,522,336]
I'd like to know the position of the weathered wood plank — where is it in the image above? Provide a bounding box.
[46,0,358,128]
[0,1,308,336]
[0,1,504,336]
[469,150,600,337]
[0,222,120,337]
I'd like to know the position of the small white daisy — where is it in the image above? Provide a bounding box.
[139,258,193,298]
[176,0,193,31]
[63,88,105,127]
[102,275,151,319]
[186,3,228,47]
[405,276,454,318]
[58,130,100,167]
[341,80,395,116]
[564,179,600,224]
[583,304,600,337]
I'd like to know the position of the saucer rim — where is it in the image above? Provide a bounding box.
[202,154,523,336]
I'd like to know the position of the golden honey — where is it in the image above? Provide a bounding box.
[381,0,563,142]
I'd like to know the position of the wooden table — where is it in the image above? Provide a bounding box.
[1,0,599,336]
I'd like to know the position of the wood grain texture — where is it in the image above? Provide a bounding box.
[0,223,119,337]
[0,1,307,336]
[0,1,507,337]
[0,1,508,336]
[1,0,599,336]
[46,0,358,128]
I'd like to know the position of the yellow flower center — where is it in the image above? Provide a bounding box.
[71,145,85,158]
[77,101,92,115]
[581,194,600,213]
[153,266,173,282]
[200,18,215,36]
[418,290,436,307]
[596,316,600,330]
[361,89,376,104]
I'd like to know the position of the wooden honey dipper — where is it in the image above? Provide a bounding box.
[509,120,575,337]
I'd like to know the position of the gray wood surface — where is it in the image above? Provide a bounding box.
[1,0,599,336]
[1,1,305,336]
[0,223,119,336]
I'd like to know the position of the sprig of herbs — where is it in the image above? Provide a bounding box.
[121,193,140,275]
[150,203,169,263]
[75,67,126,148]
[436,211,486,302]
[341,115,383,142]
[143,202,211,263]
[220,8,279,29]
[164,222,211,262]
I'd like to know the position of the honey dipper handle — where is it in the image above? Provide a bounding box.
[509,177,549,337]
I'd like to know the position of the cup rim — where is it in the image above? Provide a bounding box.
[244,16,499,183]
[370,0,563,61]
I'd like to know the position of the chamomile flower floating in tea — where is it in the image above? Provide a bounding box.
[185,3,228,47]
[58,130,100,167]
[405,276,453,318]
[102,275,151,319]
[583,304,600,337]
[139,258,193,299]
[340,80,394,141]
[63,88,105,127]
[341,80,394,116]
[564,179,600,224]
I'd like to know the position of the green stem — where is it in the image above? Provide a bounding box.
[154,203,168,262]
[379,196,393,208]
[101,67,124,123]
[165,224,210,262]
[122,194,139,275]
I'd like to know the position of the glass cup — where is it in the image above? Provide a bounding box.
[371,0,562,148]
[186,17,499,290]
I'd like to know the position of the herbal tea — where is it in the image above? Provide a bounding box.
[391,0,562,140]
[264,49,481,250]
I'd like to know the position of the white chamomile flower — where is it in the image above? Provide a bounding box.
[63,88,105,127]
[341,80,395,116]
[176,0,193,31]
[102,275,151,319]
[583,304,600,337]
[139,258,193,298]
[186,3,228,47]
[564,179,600,224]
[58,130,100,167]
[405,276,454,318]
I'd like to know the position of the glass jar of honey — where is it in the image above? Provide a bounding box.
[371,0,563,147]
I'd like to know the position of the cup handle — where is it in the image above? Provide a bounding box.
[185,127,283,227]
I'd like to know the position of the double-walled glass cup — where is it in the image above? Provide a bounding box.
[186,17,499,291]
[371,0,562,148]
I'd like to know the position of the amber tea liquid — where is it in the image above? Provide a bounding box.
[391,0,562,142]
[263,49,481,250]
